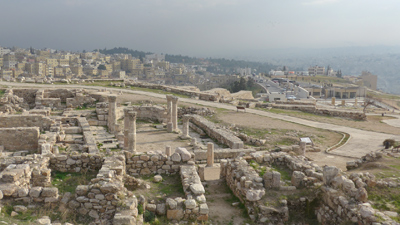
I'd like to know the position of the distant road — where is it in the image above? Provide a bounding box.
[0,81,397,159]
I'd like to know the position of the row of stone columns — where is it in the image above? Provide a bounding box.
[124,107,137,153]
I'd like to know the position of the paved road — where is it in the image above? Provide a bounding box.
[1,81,398,158]
[381,114,400,128]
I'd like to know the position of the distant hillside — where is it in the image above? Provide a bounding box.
[95,47,151,59]
[95,47,277,74]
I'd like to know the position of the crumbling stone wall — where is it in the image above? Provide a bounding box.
[49,153,103,173]
[188,114,244,149]
[125,148,193,176]
[193,148,255,163]
[123,81,220,102]
[346,151,383,170]
[220,157,289,223]
[0,115,54,131]
[76,117,98,153]
[178,106,215,118]
[12,89,38,108]
[256,103,366,120]
[72,155,130,222]
[44,89,74,103]
[66,93,96,108]
[0,127,40,151]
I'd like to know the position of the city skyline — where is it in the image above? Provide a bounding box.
[1,0,400,58]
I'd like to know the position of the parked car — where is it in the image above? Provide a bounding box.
[287,95,296,100]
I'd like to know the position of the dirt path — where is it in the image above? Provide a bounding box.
[204,180,249,225]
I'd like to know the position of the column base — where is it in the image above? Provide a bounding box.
[180,135,191,140]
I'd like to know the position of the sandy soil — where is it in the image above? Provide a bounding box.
[205,180,249,225]
[217,111,342,150]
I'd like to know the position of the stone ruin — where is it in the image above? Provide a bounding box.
[0,88,397,225]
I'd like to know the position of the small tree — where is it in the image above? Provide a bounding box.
[98,65,106,70]
[363,95,375,113]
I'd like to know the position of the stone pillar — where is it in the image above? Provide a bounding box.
[165,146,172,157]
[107,95,118,133]
[341,100,345,106]
[123,108,137,153]
[171,96,179,132]
[207,142,214,167]
[300,141,306,156]
[166,95,173,123]
[331,97,335,105]
[354,98,358,106]
[181,115,190,139]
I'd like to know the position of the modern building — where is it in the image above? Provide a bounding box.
[360,71,377,90]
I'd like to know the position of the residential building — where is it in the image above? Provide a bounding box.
[360,71,377,90]
[308,66,325,76]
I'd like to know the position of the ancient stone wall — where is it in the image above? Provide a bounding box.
[131,105,167,123]
[178,106,215,118]
[71,155,131,223]
[0,127,40,151]
[49,153,103,173]
[76,117,98,153]
[125,148,193,176]
[193,148,255,163]
[177,165,209,221]
[66,93,96,108]
[256,103,366,120]
[346,151,383,170]
[188,114,244,149]
[0,115,54,130]
[12,89,38,108]
[220,157,289,223]
[123,81,220,102]
[44,89,74,103]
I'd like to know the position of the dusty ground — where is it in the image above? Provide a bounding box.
[204,180,249,225]
[216,111,343,150]
[268,108,400,135]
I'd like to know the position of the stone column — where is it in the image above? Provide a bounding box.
[341,100,345,106]
[123,108,137,153]
[300,141,306,156]
[354,98,358,106]
[331,97,335,105]
[166,95,173,123]
[166,95,173,132]
[181,115,190,139]
[171,96,179,132]
[165,146,172,157]
[207,142,214,167]
[107,95,118,133]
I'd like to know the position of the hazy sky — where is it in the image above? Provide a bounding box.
[1,0,400,57]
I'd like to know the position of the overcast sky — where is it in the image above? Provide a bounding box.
[1,0,400,57]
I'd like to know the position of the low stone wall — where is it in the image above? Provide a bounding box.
[178,106,215,118]
[177,165,209,221]
[71,155,129,222]
[12,88,38,108]
[66,93,96,108]
[220,157,289,223]
[49,153,103,173]
[193,148,255,163]
[0,115,54,131]
[275,100,316,105]
[125,148,193,176]
[256,103,366,120]
[77,117,98,153]
[124,81,220,102]
[188,115,244,149]
[131,105,167,123]
[346,151,383,170]
[0,127,40,151]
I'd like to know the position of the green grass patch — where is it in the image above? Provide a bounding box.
[0,89,6,98]
[51,171,96,194]
[368,186,400,215]
[131,175,184,200]
[271,165,291,181]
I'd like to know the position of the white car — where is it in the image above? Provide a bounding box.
[287,95,296,100]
